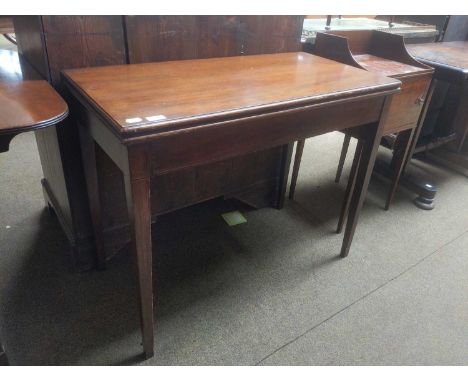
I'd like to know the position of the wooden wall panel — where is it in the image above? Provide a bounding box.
[125,16,304,63]
[240,16,304,55]
[13,16,50,80]
[42,16,127,86]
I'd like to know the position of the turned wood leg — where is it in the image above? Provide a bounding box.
[289,139,305,200]
[340,96,392,258]
[335,134,351,183]
[385,129,414,210]
[336,139,363,233]
[78,125,106,270]
[123,147,154,359]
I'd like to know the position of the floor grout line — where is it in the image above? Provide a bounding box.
[255,228,468,365]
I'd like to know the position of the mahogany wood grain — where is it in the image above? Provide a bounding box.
[11,16,311,269]
[65,52,399,358]
[122,146,154,360]
[0,81,67,134]
[407,42,468,82]
[63,52,398,141]
[125,16,303,63]
[0,49,68,151]
[300,30,434,212]
[354,54,424,77]
[13,16,50,81]
[41,16,127,87]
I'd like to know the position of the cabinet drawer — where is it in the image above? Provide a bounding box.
[383,74,432,134]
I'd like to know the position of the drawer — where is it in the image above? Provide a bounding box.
[383,73,432,135]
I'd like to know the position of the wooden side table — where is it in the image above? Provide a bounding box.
[0,49,68,153]
[407,41,468,177]
[290,30,434,232]
[63,52,399,358]
[0,48,68,365]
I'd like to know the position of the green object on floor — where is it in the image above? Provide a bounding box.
[221,211,247,226]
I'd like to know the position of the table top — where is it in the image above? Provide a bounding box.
[354,54,426,77]
[63,52,400,138]
[407,42,468,77]
[0,49,68,134]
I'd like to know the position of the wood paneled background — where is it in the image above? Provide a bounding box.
[13,16,305,270]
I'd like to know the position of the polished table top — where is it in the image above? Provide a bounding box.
[407,42,468,77]
[67,51,401,358]
[63,52,400,140]
[0,49,68,135]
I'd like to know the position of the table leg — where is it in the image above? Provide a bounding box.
[385,128,414,210]
[335,134,351,183]
[277,143,294,208]
[404,79,436,171]
[123,147,154,359]
[455,84,468,153]
[340,96,392,258]
[78,125,106,270]
[289,139,305,200]
[336,139,363,233]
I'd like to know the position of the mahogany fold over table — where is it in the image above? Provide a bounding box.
[63,52,400,358]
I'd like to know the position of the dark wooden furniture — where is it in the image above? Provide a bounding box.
[0,48,68,366]
[0,49,68,152]
[12,15,305,270]
[407,41,468,176]
[63,52,399,358]
[290,30,433,224]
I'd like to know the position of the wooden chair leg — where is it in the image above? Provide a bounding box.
[335,134,351,183]
[337,139,363,233]
[385,129,414,210]
[289,139,305,200]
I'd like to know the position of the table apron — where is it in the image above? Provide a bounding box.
[147,95,385,176]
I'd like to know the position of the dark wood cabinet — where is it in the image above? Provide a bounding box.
[12,16,304,270]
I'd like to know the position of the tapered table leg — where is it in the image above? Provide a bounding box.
[123,147,154,359]
[340,96,392,258]
[78,124,107,270]
[337,139,363,233]
[289,140,305,200]
[385,128,414,210]
[335,134,351,183]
